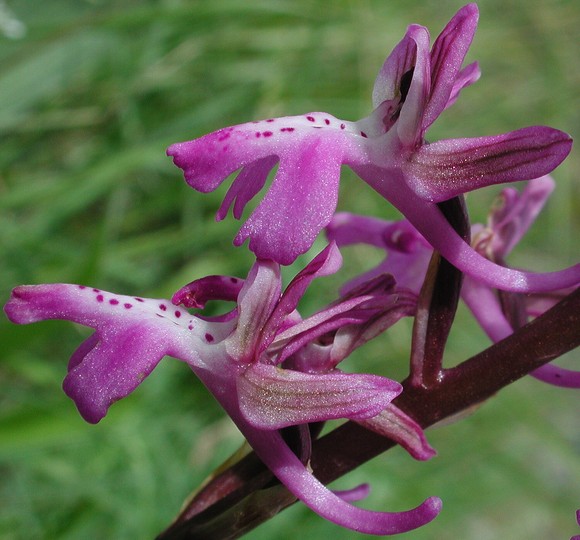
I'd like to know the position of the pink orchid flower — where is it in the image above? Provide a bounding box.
[4,244,440,535]
[167,4,578,293]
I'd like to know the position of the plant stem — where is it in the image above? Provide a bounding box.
[409,197,469,387]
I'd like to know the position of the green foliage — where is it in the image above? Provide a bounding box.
[0,1,578,538]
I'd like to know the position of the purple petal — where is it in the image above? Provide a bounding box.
[226,260,281,363]
[462,277,580,388]
[237,362,401,429]
[405,127,572,202]
[423,3,479,131]
[239,425,442,534]
[525,288,574,317]
[445,61,481,110]
[328,293,417,365]
[333,484,371,503]
[461,277,512,342]
[259,243,342,351]
[327,213,431,294]
[487,175,555,259]
[273,295,384,369]
[396,25,431,147]
[4,284,221,423]
[172,274,244,308]
[372,27,419,109]
[327,212,394,248]
[530,364,580,389]
[358,404,436,461]
[233,134,343,263]
[168,115,369,265]
[273,274,416,370]
[68,333,99,370]
[213,378,441,533]
[216,156,278,220]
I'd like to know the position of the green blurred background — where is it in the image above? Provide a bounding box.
[0,1,578,538]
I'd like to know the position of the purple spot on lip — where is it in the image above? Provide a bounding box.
[340,123,345,130]
[93,288,100,293]
[188,324,194,330]
[360,131,368,138]
[109,299,119,305]
[205,333,214,342]
[175,310,181,318]
[306,115,315,122]
[79,285,86,290]
[96,295,104,303]
[124,303,132,309]
[255,132,261,138]
[324,119,330,125]
[135,297,144,302]
[280,127,295,132]
[266,118,274,122]
[159,304,167,311]
[262,131,273,137]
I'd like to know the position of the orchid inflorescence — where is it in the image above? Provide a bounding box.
[4,4,579,537]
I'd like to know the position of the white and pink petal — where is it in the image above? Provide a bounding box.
[395,25,431,148]
[168,115,371,265]
[237,362,401,429]
[4,284,229,422]
[445,61,481,111]
[226,259,281,363]
[259,242,343,351]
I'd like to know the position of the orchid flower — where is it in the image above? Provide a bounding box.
[3,243,441,535]
[327,176,580,388]
[462,176,580,388]
[167,3,578,293]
